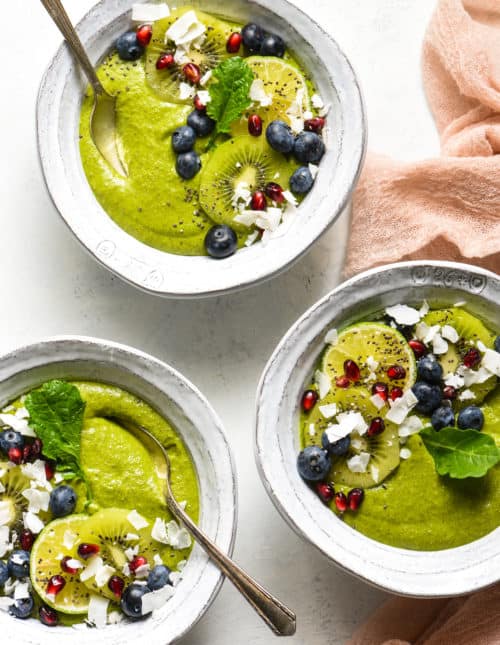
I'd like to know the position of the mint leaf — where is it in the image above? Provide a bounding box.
[25,380,92,500]
[206,57,254,138]
[420,426,500,479]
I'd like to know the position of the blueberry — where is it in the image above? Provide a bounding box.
[9,594,34,620]
[411,381,442,415]
[260,33,286,57]
[321,432,350,457]
[147,565,172,591]
[457,406,484,431]
[121,583,152,620]
[116,31,144,61]
[431,406,455,431]
[241,23,265,53]
[8,550,30,579]
[0,429,24,454]
[494,336,500,353]
[297,445,331,482]
[187,111,216,137]
[0,561,8,586]
[176,151,202,180]
[171,126,196,153]
[290,166,314,194]
[205,225,238,259]
[417,355,443,384]
[49,485,77,518]
[293,131,325,164]
[266,120,295,154]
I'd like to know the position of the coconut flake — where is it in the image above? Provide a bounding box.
[196,90,211,105]
[282,190,298,207]
[324,328,338,345]
[127,510,149,531]
[22,488,50,514]
[445,373,465,388]
[245,230,260,247]
[65,558,83,571]
[0,413,34,436]
[107,611,123,625]
[370,465,380,483]
[386,390,418,425]
[250,79,272,107]
[385,304,421,326]
[0,597,13,612]
[153,554,163,567]
[370,394,386,411]
[132,2,170,22]
[151,518,169,545]
[398,415,423,438]
[415,322,430,342]
[318,403,337,419]
[482,349,500,377]
[23,511,44,534]
[124,545,139,562]
[463,367,493,386]
[165,10,206,47]
[0,501,13,527]
[200,70,212,86]
[255,208,282,232]
[314,370,330,399]
[347,452,370,473]
[179,82,196,100]
[134,563,151,579]
[308,423,315,437]
[311,93,324,109]
[441,325,459,343]
[308,163,320,180]
[366,356,379,372]
[400,448,412,460]
[141,584,175,615]
[166,521,191,550]
[233,210,259,227]
[419,300,430,317]
[432,333,449,355]
[87,595,109,629]
[286,87,306,133]
[80,556,104,582]
[458,389,476,401]
[21,460,48,484]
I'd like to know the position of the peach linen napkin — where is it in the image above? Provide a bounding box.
[344,0,500,277]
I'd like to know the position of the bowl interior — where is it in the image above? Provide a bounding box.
[256,262,500,597]
[37,0,365,297]
[0,337,236,644]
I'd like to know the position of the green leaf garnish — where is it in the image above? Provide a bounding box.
[206,57,254,144]
[25,380,92,502]
[420,426,500,479]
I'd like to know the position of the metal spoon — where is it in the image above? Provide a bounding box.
[118,418,297,637]
[40,0,127,176]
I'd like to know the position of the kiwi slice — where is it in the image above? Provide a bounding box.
[423,308,497,406]
[199,135,297,231]
[31,515,92,614]
[145,8,236,102]
[231,57,311,136]
[0,463,31,529]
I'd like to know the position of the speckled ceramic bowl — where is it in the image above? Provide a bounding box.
[37,0,365,298]
[256,261,500,597]
[0,337,236,644]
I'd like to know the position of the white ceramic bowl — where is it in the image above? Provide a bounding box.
[255,261,500,597]
[37,0,365,298]
[0,337,236,644]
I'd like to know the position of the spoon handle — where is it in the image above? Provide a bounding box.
[166,497,296,637]
[39,0,103,94]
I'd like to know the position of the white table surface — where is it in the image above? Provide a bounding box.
[1,1,439,642]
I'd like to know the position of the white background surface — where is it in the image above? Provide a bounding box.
[2,0,439,642]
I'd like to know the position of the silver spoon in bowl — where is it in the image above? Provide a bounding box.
[40,0,127,176]
[117,418,297,637]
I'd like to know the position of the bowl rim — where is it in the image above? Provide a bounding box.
[0,335,237,644]
[255,260,500,597]
[36,0,366,299]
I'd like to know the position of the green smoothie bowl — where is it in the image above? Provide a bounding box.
[37,0,365,297]
[0,337,236,644]
[256,261,500,597]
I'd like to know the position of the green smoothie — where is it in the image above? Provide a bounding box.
[299,306,500,551]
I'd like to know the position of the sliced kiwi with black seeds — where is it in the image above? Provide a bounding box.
[0,463,31,529]
[423,308,497,406]
[199,135,297,231]
[145,9,237,102]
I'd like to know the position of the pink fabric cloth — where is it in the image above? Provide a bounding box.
[344,0,500,277]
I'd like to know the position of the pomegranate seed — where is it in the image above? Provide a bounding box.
[22,444,32,463]
[248,114,263,137]
[193,94,206,112]
[463,348,481,368]
[31,438,43,457]
[77,543,100,559]
[108,575,125,599]
[304,117,326,133]
[367,417,385,437]
[265,182,285,203]
[129,555,148,573]
[251,190,267,211]
[443,385,457,400]
[390,387,404,401]
[44,461,55,480]
[47,575,65,597]
[409,339,427,358]
[316,482,335,504]
[61,556,80,575]
[20,529,34,551]
[387,365,406,380]
[183,62,201,84]
[344,359,361,381]
[301,389,318,412]
[39,605,58,627]
[334,492,348,512]
[226,32,243,53]
[8,447,22,464]
[371,382,388,401]
[136,24,153,47]
[336,376,350,389]
[156,53,175,70]
[347,488,365,511]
